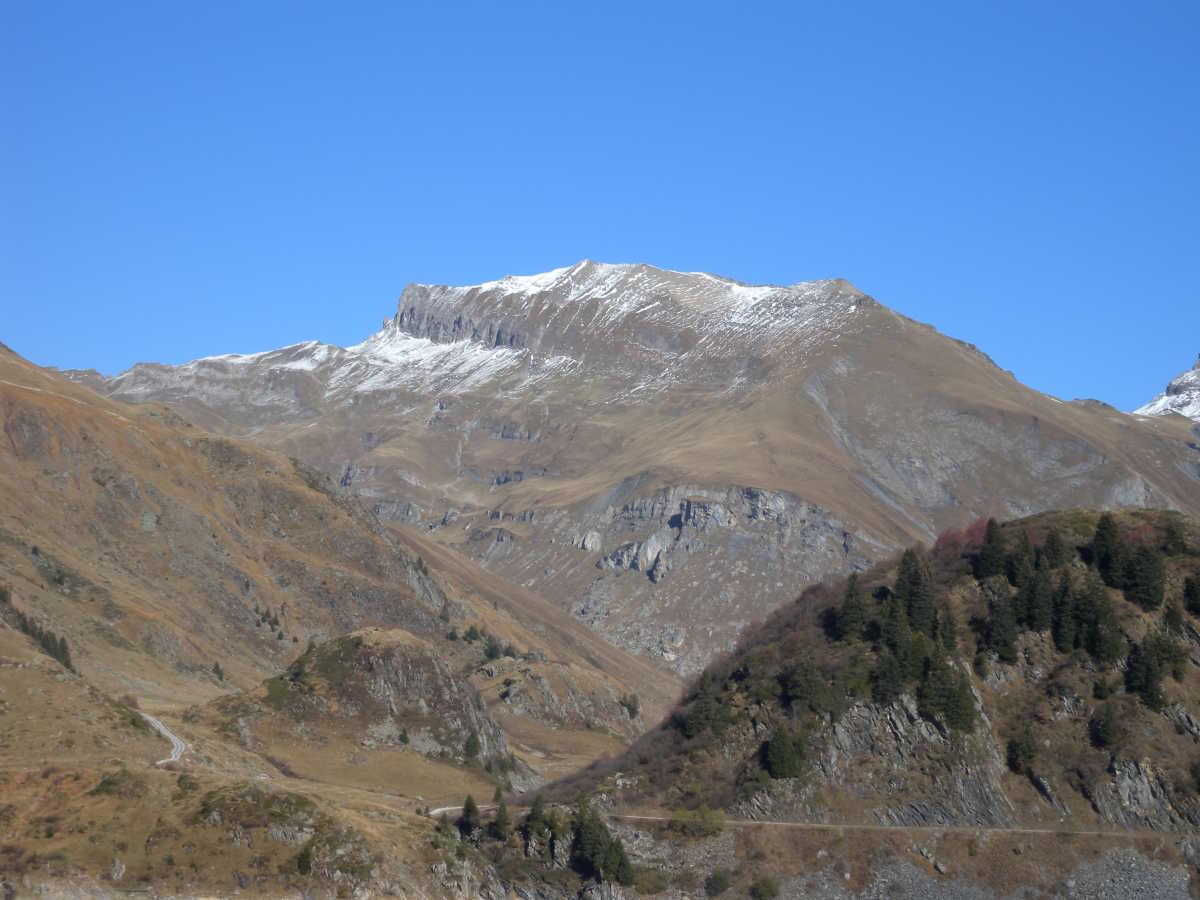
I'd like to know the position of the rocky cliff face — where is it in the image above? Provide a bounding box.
[64,264,1200,675]
[1136,354,1200,422]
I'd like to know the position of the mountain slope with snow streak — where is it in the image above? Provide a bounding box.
[1135,355,1200,422]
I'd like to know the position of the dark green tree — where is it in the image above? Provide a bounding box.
[484,634,504,660]
[490,799,511,840]
[1007,530,1036,589]
[1091,703,1121,748]
[1165,601,1184,634]
[683,674,718,738]
[762,728,805,778]
[1091,513,1126,587]
[1186,576,1200,616]
[1123,545,1165,610]
[571,801,633,884]
[1084,583,1123,665]
[463,731,481,759]
[1051,572,1076,653]
[988,595,1019,664]
[1006,732,1038,774]
[895,549,936,637]
[918,653,976,732]
[836,573,866,641]
[871,652,904,704]
[975,518,1006,579]
[1024,567,1054,632]
[1162,517,1188,555]
[1040,527,1068,569]
[935,602,958,652]
[458,794,480,836]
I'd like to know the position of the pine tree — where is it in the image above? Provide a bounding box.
[490,799,510,839]
[463,731,481,759]
[1162,517,1188,555]
[1091,703,1120,748]
[458,794,480,835]
[1007,530,1035,589]
[1091,513,1126,587]
[683,673,718,738]
[935,602,958,652]
[836,573,865,641]
[1123,545,1165,610]
[895,550,936,637]
[1081,575,1122,664]
[1041,527,1067,569]
[1025,567,1054,632]
[871,652,904,704]
[975,519,1006,579]
[1165,601,1184,634]
[989,595,1019,663]
[1051,572,1076,653]
[1186,576,1200,616]
[212,661,224,681]
[1125,641,1166,710]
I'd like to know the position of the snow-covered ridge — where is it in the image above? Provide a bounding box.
[390,260,865,364]
[72,262,867,407]
[1134,354,1200,422]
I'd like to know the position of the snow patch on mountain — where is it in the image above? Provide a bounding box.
[1134,355,1200,422]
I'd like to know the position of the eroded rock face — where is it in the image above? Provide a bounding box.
[1091,758,1200,830]
[735,693,1014,828]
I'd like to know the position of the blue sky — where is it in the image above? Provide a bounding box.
[2,2,1197,410]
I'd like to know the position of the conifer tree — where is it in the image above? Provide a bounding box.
[1165,601,1184,635]
[1186,576,1200,616]
[1051,572,1076,653]
[836,573,865,641]
[1091,513,1126,587]
[1041,527,1067,569]
[458,794,480,835]
[1025,567,1054,632]
[491,799,511,839]
[871,652,904,704]
[1081,574,1122,663]
[935,602,958,652]
[1123,545,1165,610]
[988,595,1019,663]
[975,519,1006,579]
[1007,530,1035,589]
[1124,641,1165,710]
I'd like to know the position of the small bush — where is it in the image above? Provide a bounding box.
[705,868,732,896]
[1006,733,1038,774]
[749,874,781,899]
[761,729,804,779]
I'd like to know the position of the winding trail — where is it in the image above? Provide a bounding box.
[139,713,186,765]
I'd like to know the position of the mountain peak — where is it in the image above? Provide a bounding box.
[390,261,867,373]
[1134,355,1200,421]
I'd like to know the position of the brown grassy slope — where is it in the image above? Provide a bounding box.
[0,344,677,751]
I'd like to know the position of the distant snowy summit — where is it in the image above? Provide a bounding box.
[387,260,867,365]
[1135,354,1200,422]
[70,262,870,410]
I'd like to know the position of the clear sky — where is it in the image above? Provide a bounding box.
[3,2,1197,410]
